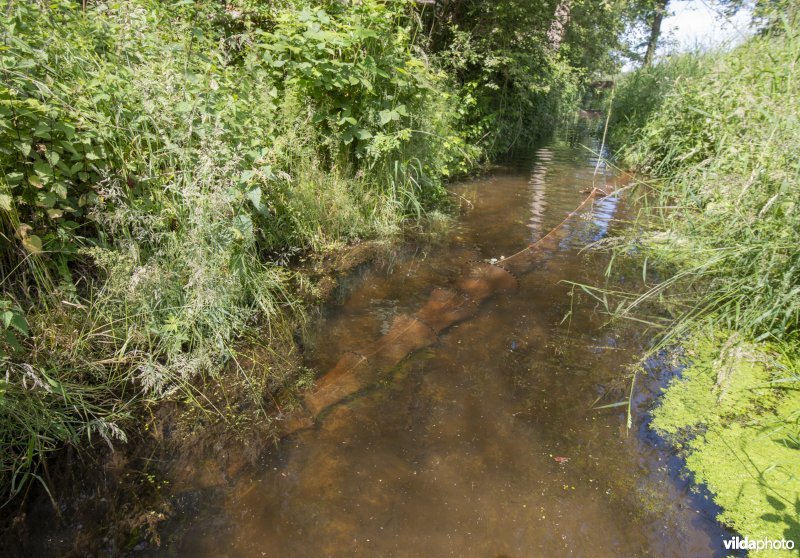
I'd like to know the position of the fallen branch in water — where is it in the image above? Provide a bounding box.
[280,172,635,436]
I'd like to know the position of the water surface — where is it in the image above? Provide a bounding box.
[159,142,731,557]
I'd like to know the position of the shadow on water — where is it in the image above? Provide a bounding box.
[152,140,737,557]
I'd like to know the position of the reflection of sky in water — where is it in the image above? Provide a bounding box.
[557,195,620,249]
[583,144,619,243]
[527,147,551,239]
[589,194,621,241]
[529,144,620,249]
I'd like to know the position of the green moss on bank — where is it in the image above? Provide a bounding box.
[653,333,800,556]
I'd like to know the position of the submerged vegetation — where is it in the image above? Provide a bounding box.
[0,0,638,523]
[607,6,800,554]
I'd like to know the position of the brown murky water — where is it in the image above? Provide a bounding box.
[156,142,732,557]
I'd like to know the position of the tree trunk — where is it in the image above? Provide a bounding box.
[643,0,668,67]
[547,0,572,52]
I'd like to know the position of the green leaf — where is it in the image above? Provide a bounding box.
[239,170,256,183]
[33,121,51,139]
[232,214,253,240]
[44,374,65,396]
[378,110,399,126]
[33,159,51,176]
[2,330,22,353]
[10,312,28,336]
[15,142,31,157]
[79,192,98,207]
[37,192,56,208]
[52,183,68,199]
[54,122,76,139]
[21,234,42,254]
[0,194,11,211]
[246,187,263,211]
[6,172,23,187]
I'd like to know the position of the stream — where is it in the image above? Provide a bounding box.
[155,140,734,557]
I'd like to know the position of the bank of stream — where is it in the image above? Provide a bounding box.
[120,140,737,557]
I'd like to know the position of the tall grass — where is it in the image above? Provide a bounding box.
[608,15,800,347]
[601,11,800,549]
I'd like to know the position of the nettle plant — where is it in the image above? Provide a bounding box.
[0,1,178,267]
[0,297,27,357]
[1,35,106,258]
[260,3,417,147]
[256,1,470,188]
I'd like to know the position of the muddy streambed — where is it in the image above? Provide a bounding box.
[151,143,733,557]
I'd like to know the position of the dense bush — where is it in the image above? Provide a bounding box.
[612,20,800,344]
[426,0,628,156]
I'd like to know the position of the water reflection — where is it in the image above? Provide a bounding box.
[527,147,550,238]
